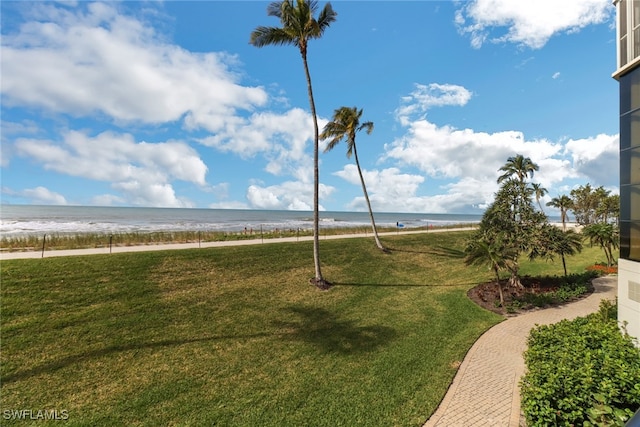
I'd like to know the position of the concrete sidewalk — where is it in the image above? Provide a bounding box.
[423,276,618,427]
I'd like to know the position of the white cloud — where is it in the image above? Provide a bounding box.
[564,134,619,186]
[396,83,472,125]
[199,108,317,179]
[456,0,613,49]
[19,186,67,205]
[552,72,561,79]
[246,181,334,211]
[14,130,208,207]
[0,2,267,131]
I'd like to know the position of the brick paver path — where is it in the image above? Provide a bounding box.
[423,276,618,427]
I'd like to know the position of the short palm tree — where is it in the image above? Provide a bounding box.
[464,235,516,307]
[497,154,539,184]
[582,223,619,267]
[320,106,386,251]
[250,0,337,289]
[531,225,583,276]
[546,195,573,231]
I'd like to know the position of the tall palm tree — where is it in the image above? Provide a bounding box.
[320,106,386,251]
[497,154,539,184]
[546,195,573,231]
[531,183,548,213]
[250,0,337,289]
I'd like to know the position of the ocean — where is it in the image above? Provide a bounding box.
[0,205,483,237]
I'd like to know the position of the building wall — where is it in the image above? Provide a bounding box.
[618,259,640,341]
[615,0,640,344]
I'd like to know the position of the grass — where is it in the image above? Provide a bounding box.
[0,223,477,252]
[0,231,609,426]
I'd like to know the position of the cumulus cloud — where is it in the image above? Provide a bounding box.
[0,2,267,131]
[198,107,318,179]
[564,134,619,186]
[246,181,334,211]
[14,130,208,207]
[455,0,613,49]
[19,186,67,205]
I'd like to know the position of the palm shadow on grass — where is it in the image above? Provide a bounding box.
[274,306,397,355]
[2,332,273,384]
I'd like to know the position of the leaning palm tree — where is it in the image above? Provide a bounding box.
[250,0,337,289]
[530,225,583,276]
[497,154,539,184]
[320,106,386,251]
[531,183,548,213]
[546,195,573,231]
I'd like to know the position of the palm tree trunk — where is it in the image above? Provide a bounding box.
[301,52,324,285]
[561,254,567,277]
[494,267,504,307]
[352,144,385,251]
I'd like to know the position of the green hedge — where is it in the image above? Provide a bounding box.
[521,300,640,426]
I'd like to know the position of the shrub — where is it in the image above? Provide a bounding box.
[521,300,640,426]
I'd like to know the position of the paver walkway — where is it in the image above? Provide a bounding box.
[424,276,618,427]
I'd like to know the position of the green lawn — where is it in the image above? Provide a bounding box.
[0,231,607,426]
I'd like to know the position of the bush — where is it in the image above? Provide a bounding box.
[521,300,640,426]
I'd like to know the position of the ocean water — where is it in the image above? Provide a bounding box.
[0,205,483,237]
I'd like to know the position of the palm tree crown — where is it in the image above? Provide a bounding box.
[497,154,539,184]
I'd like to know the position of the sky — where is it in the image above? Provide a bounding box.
[0,0,620,215]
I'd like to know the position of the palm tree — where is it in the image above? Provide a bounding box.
[546,195,573,231]
[320,106,386,251]
[497,154,539,184]
[582,223,619,267]
[250,0,337,289]
[530,225,583,276]
[464,235,516,307]
[531,183,548,213]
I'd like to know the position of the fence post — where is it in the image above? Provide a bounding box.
[41,234,46,258]
[198,231,201,248]
[109,235,113,254]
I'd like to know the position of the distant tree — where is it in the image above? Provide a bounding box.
[531,183,548,213]
[570,184,607,225]
[497,154,539,184]
[546,195,573,231]
[320,106,386,251]
[597,194,620,225]
[582,222,619,267]
[250,0,337,289]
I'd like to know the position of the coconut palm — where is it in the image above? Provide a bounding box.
[531,183,548,213]
[250,0,337,289]
[546,195,573,231]
[320,106,386,251]
[497,154,539,184]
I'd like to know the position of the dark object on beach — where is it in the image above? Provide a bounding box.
[309,277,333,291]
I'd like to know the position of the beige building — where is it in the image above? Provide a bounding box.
[613,0,640,343]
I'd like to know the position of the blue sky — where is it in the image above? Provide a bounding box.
[1,0,619,214]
